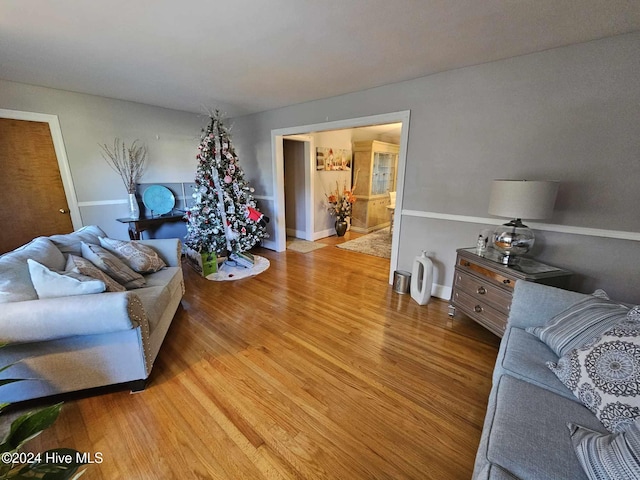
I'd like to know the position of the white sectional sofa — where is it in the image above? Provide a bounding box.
[0,225,184,403]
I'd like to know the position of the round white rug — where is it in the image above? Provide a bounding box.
[206,255,270,281]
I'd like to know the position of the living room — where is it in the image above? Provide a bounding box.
[1,1,639,478]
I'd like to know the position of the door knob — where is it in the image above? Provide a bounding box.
[59,208,68,214]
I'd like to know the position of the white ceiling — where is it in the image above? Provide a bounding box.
[1,0,639,117]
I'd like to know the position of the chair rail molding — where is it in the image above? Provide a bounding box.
[402,209,640,242]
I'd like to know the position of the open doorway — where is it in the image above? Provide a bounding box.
[282,135,314,241]
[272,111,410,284]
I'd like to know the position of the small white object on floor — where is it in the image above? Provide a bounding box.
[206,255,270,281]
[410,250,433,305]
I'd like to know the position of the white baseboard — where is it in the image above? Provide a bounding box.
[432,284,452,301]
[286,228,307,239]
[313,228,335,240]
[261,239,276,251]
[386,281,451,302]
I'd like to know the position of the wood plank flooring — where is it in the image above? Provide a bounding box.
[26,242,500,479]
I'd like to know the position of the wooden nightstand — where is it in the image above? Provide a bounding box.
[449,248,572,337]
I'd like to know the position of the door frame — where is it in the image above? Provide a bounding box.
[0,108,82,230]
[271,110,411,284]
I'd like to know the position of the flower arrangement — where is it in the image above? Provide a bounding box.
[326,181,356,221]
[99,138,147,193]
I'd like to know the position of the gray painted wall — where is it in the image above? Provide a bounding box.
[2,33,638,302]
[231,33,640,303]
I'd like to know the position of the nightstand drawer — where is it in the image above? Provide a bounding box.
[452,288,507,336]
[453,269,512,314]
[457,258,515,290]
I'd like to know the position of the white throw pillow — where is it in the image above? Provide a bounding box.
[0,237,67,303]
[27,259,105,299]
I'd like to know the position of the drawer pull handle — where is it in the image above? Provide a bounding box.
[462,261,471,267]
[503,279,511,285]
[474,305,483,313]
[477,286,486,295]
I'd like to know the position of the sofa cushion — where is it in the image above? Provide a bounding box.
[496,327,577,401]
[132,267,182,329]
[479,464,521,480]
[66,255,126,293]
[568,420,640,480]
[27,259,105,298]
[133,286,170,334]
[48,225,107,257]
[0,237,66,304]
[548,317,640,433]
[81,242,146,289]
[486,375,604,480]
[527,296,630,357]
[99,237,166,273]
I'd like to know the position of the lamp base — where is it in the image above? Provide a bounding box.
[495,252,519,266]
[493,218,534,264]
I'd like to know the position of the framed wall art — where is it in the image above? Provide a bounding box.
[316,147,351,171]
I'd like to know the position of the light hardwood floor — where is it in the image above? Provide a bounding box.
[27,243,500,479]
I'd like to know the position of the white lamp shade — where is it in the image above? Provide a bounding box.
[488,180,559,220]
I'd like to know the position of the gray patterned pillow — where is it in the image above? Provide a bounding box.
[98,237,166,273]
[66,255,125,293]
[568,420,640,479]
[527,296,630,357]
[548,315,640,433]
[80,242,145,289]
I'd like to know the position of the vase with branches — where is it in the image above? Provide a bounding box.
[99,139,148,219]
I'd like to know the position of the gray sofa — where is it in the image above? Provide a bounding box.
[473,281,611,480]
[0,225,184,403]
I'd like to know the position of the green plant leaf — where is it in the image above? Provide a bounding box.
[0,361,18,375]
[0,379,23,389]
[0,441,14,454]
[5,403,62,450]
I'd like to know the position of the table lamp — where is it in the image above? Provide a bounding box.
[488,180,559,265]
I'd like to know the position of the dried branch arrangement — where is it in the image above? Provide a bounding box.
[99,138,148,193]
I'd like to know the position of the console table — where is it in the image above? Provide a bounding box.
[116,213,185,240]
[449,248,572,337]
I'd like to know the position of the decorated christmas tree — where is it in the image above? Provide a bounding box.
[185,111,268,256]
